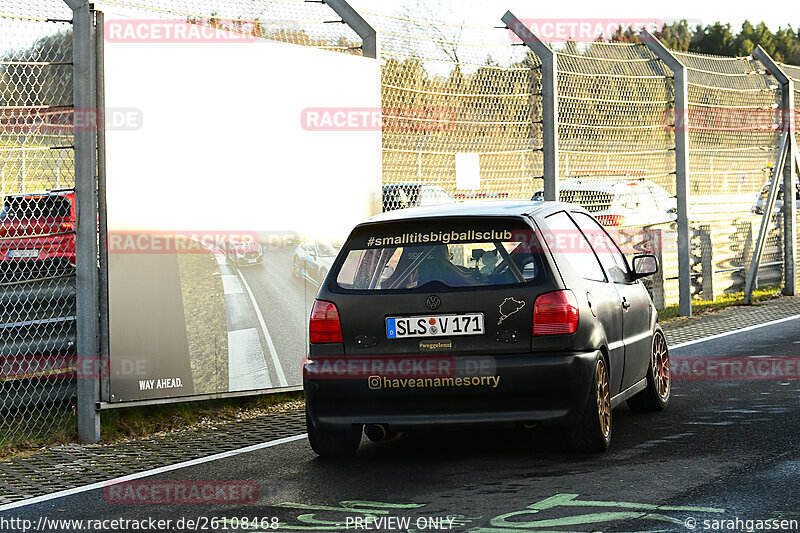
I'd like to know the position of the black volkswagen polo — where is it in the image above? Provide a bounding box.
[303,201,670,455]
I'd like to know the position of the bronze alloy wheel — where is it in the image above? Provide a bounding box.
[652,331,670,400]
[596,358,611,439]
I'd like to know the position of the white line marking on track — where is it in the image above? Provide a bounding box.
[0,434,308,512]
[236,269,289,387]
[221,274,244,295]
[228,327,272,390]
[669,314,800,350]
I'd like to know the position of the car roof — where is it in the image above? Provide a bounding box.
[363,200,579,225]
[4,189,73,198]
[558,179,648,192]
[383,182,444,189]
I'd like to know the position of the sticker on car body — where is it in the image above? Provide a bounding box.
[498,297,525,325]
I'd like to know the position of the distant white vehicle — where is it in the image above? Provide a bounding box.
[382,183,456,212]
[751,177,800,215]
[532,178,677,227]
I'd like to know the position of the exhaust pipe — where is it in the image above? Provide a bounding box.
[364,424,403,443]
[364,424,388,442]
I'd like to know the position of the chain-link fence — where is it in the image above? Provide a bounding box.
[551,41,678,306]
[96,0,363,54]
[1,0,77,446]
[364,11,542,208]
[678,51,782,301]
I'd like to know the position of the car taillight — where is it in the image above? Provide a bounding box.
[596,214,625,226]
[533,290,579,336]
[309,300,343,344]
[60,222,74,231]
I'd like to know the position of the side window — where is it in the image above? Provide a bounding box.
[543,211,606,282]
[571,212,630,283]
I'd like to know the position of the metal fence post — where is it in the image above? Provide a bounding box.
[640,30,692,317]
[743,132,789,302]
[96,9,110,402]
[65,0,100,443]
[324,0,380,59]
[502,12,559,201]
[752,46,797,296]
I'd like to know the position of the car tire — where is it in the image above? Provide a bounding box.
[306,408,361,457]
[627,327,671,412]
[568,354,612,453]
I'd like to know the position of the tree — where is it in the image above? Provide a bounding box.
[690,22,735,55]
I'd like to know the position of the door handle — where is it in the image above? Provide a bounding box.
[621,297,631,310]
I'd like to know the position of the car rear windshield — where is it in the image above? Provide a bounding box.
[559,190,613,212]
[334,219,544,291]
[0,195,71,220]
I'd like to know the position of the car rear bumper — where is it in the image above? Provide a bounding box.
[0,242,75,263]
[304,351,599,430]
[236,255,263,267]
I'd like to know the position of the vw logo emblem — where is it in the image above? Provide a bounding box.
[425,295,441,311]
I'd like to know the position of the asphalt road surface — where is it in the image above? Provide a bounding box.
[8,317,800,533]
[237,247,317,388]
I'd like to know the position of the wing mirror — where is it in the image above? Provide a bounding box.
[631,254,659,279]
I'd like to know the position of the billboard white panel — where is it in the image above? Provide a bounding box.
[104,29,381,401]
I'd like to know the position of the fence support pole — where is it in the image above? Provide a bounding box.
[753,46,797,296]
[502,11,559,201]
[743,132,789,303]
[65,0,100,443]
[96,9,110,402]
[324,0,379,59]
[640,30,692,316]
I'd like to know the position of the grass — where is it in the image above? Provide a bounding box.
[0,391,304,459]
[0,404,76,459]
[97,392,304,444]
[177,251,229,394]
[657,285,783,321]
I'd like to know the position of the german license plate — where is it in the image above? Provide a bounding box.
[8,249,39,259]
[386,313,484,339]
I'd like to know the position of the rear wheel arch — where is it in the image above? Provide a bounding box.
[597,345,612,389]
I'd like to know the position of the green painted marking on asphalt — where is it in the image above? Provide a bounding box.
[273,493,726,531]
[524,493,724,513]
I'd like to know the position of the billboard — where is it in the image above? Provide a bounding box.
[104,25,381,402]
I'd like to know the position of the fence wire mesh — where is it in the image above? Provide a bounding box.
[552,42,677,305]
[677,50,783,300]
[1,0,77,446]
[365,11,543,209]
[95,0,362,53]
